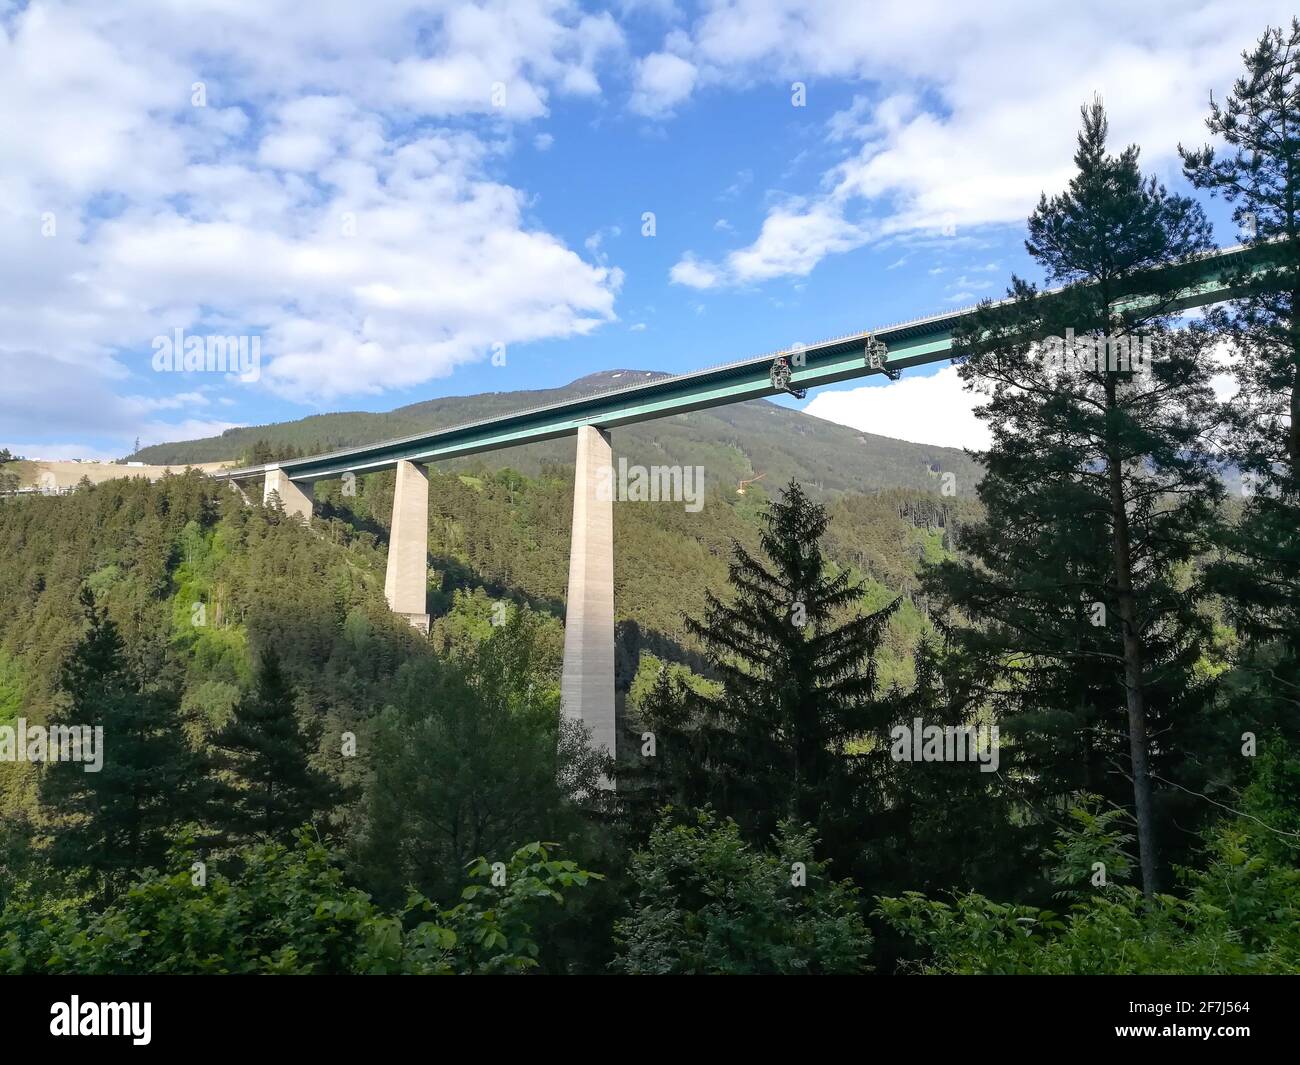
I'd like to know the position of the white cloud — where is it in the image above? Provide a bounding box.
[0,346,238,448]
[585,224,623,257]
[658,0,1297,285]
[630,49,698,116]
[804,364,991,450]
[718,169,753,200]
[0,0,628,442]
[4,0,1289,454]
[725,201,866,283]
[669,253,722,289]
[1208,336,1240,403]
[139,418,244,445]
[1,442,122,464]
[671,200,866,287]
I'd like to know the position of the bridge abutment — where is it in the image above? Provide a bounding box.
[384,459,430,634]
[561,425,616,765]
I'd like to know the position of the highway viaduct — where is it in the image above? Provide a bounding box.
[215,241,1276,763]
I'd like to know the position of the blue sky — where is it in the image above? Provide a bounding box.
[0,0,1286,461]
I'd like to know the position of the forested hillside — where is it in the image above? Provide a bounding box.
[0,465,973,824]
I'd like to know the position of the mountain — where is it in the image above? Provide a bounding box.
[132,370,982,498]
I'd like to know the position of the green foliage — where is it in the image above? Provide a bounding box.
[208,648,342,845]
[1181,18,1300,479]
[0,650,24,727]
[1182,20,1300,790]
[1046,795,1137,899]
[627,653,719,713]
[878,839,1299,975]
[351,611,607,907]
[930,101,1225,894]
[856,635,1032,915]
[877,786,1300,974]
[436,841,604,974]
[0,833,598,975]
[40,589,201,898]
[1240,740,1300,862]
[631,482,900,872]
[613,808,872,974]
[9,38,1300,977]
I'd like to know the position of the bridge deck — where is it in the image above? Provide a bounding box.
[219,241,1270,484]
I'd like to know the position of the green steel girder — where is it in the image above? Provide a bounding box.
[219,240,1278,485]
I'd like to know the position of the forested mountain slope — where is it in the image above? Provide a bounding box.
[0,466,976,821]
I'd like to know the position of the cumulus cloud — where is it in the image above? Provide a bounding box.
[669,253,722,289]
[0,0,630,449]
[674,200,867,287]
[630,49,698,116]
[804,365,991,451]
[0,347,241,451]
[659,0,1295,286]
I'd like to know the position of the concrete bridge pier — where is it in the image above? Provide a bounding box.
[263,467,314,523]
[384,459,430,634]
[561,425,616,763]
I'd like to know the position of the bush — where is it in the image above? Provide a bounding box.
[875,810,1300,974]
[0,833,599,974]
[612,808,873,974]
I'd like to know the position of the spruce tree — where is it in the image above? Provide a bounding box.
[927,101,1222,895]
[210,648,339,843]
[42,588,199,898]
[1181,20,1300,751]
[638,481,899,867]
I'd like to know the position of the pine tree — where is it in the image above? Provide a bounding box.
[210,648,339,843]
[637,481,899,866]
[1181,20,1300,750]
[42,588,199,898]
[927,101,1222,895]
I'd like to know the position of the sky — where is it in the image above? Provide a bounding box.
[0,0,1292,462]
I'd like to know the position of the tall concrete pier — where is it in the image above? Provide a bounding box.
[263,467,313,523]
[561,425,616,760]
[384,459,430,634]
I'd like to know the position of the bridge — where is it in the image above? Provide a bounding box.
[216,240,1275,762]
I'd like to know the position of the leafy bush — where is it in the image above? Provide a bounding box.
[612,808,873,974]
[0,833,599,975]
[876,809,1300,974]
